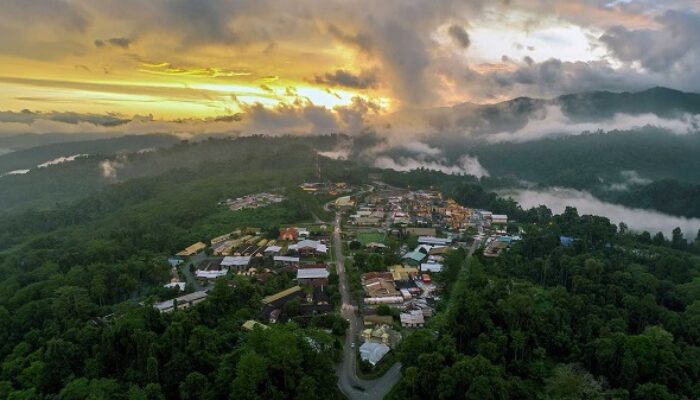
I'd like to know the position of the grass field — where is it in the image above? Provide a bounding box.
[356,231,386,245]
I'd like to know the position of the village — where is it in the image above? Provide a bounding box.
[217,191,286,211]
[152,182,522,370]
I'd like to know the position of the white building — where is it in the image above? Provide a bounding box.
[417,236,451,246]
[400,310,425,328]
[220,256,251,270]
[196,270,227,279]
[264,245,282,254]
[491,214,508,224]
[289,240,328,254]
[359,342,391,366]
[153,291,208,313]
[364,296,404,305]
[274,256,300,265]
[420,262,443,273]
[296,268,330,280]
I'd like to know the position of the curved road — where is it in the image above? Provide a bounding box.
[331,209,402,400]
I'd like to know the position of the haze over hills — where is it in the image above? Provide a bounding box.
[1,87,700,222]
[374,87,700,139]
[0,134,179,174]
[2,86,699,142]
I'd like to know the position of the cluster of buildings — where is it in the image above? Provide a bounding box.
[153,182,525,376]
[163,225,336,323]
[256,227,334,323]
[483,234,522,257]
[357,189,477,231]
[348,189,516,366]
[153,290,208,313]
[353,189,512,235]
[299,181,350,196]
[171,226,331,283]
[354,232,458,367]
[218,192,285,211]
[475,210,509,229]
[257,279,332,324]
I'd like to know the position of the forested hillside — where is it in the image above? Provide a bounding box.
[604,180,700,219]
[469,130,700,187]
[0,137,361,399]
[0,133,134,152]
[0,134,179,175]
[0,135,342,213]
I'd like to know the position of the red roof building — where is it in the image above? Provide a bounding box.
[279,227,298,241]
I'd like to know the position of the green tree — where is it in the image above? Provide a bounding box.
[179,372,208,400]
[230,351,267,400]
[545,364,604,400]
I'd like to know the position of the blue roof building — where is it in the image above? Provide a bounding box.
[560,236,575,248]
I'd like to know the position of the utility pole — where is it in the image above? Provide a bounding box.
[316,152,321,182]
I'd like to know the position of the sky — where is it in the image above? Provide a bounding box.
[2,0,700,135]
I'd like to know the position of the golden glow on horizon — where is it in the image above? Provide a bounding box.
[0,70,392,119]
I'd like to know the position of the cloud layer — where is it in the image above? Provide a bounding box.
[3,0,700,118]
[1,0,700,145]
[374,154,490,178]
[486,105,700,143]
[504,187,700,236]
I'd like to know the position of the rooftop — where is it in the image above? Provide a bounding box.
[402,251,427,262]
[359,342,391,366]
[221,256,251,266]
[176,242,207,256]
[297,268,330,280]
[262,286,303,305]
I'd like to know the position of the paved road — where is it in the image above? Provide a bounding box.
[332,211,402,400]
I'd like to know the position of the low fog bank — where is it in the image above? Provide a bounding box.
[502,187,700,236]
[373,154,490,178]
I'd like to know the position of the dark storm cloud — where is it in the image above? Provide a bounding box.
[327,21,433,103]
[467,58,654,100]
[166,0,239,44]
[600,10,700,76]
[95,37,132,49]
[370,21,433,104]
[327,24,374,54]
[447,24,470,48]
[107,37,131,48]
[0,0,90,60]
[314,69,378,89]
[2,0,89,33]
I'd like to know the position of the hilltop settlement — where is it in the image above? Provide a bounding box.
[153,182,519,369]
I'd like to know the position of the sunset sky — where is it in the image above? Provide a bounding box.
[2,0,700,134]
